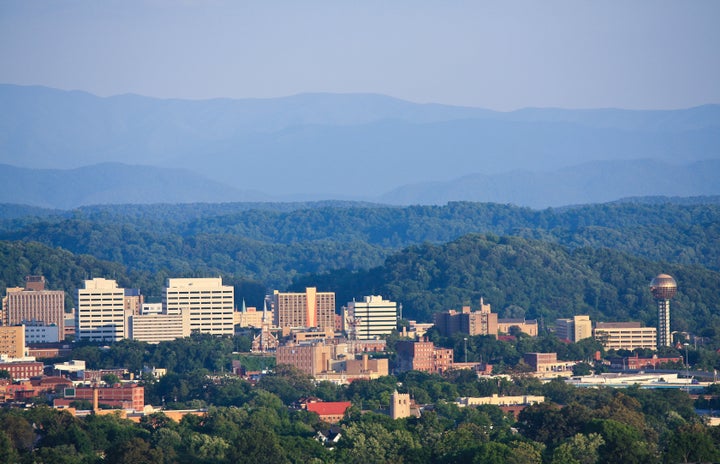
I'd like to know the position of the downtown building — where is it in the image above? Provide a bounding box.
[344,295,398,340]
[163,277,234,336]
[3,276,65,338]
[76,278,129,342]
[434,298,498,337]
[554,315,593,342]
[271,287,335,330]
[593,322,657,351]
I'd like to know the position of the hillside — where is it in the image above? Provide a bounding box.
[1,201,717,287]
[292,234,720,334]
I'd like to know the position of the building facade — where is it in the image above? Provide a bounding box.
[0,361,44,380]
[345,295,398,340]
[554,315,592,342]
[593,322,657,351]
[76,278,127,342]
[272,287,335,330]
[434,299,498,338]
[3,276,65,337]
[24,321,60,344]
[163,278,234,336]
[275,342,335,377]
[395,340,454,374]
[391,390,411,420]
[127,309,191,343]
[497,318,538,336]
[0,326,25,358]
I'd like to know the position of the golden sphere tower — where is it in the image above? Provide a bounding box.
[650,274,677,348]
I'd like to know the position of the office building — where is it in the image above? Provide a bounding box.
[555,315,592,342]
[0,326,25,358]
[434,298,498,338]
[3,276,65,337]
[23,321,60,344]
[272,287,335,330]
[127,309,191,343]
[395,340,454,374]
[345,295,398,340]
[77,278,127,342]
[593,322,657,350]
[163,278,234,336]
[497,318,538,337]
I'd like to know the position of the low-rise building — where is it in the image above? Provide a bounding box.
[523,352,575,375]
[497,318,538,336]
[56,384,144,411]
[593,322,657,350]
[301,400,352,424]
[608,354,683,370]
[0,360,44,380]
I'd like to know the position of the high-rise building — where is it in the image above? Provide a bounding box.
[3,276,65,337]
[77,278,127,342]
[345,295,397,340]
[163,278,234,336]
[554,315,592,342]
[272,287,335,330]
[650,274,677,349]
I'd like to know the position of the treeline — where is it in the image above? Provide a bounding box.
[1,200,719,290]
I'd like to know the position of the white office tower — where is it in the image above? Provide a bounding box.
[346,295,398,340]
[163,278,235,336]
[77,278,126,342]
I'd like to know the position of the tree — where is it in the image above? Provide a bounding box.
[102,373,121,385]
[551,433,604,464]
[664,423,720,464]
[106,437,164,464]
[572,362,593,376]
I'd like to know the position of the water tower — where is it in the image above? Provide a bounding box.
[650,273,677,348]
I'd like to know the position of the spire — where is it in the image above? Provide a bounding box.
[241,299,247,313]
[262,299,268,323]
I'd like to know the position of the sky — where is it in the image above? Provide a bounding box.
[1,1,719,111]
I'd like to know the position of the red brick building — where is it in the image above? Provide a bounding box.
[55,384,145,411]
[395,340,454,374]
[0,361,44,380]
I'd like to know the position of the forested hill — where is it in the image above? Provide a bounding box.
[292,234,720,335]
[1,200,718,285]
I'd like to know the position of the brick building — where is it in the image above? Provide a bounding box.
[395,340,454,374]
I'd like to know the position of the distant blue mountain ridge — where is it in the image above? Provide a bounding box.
[0,84,718,208]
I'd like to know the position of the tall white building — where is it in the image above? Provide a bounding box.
[163,278,234,336]
[77,278,126,342]
[345,295,397,340]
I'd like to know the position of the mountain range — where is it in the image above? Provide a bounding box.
[1,84,718,209]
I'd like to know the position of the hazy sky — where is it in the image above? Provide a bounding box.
[1,1,718,110]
